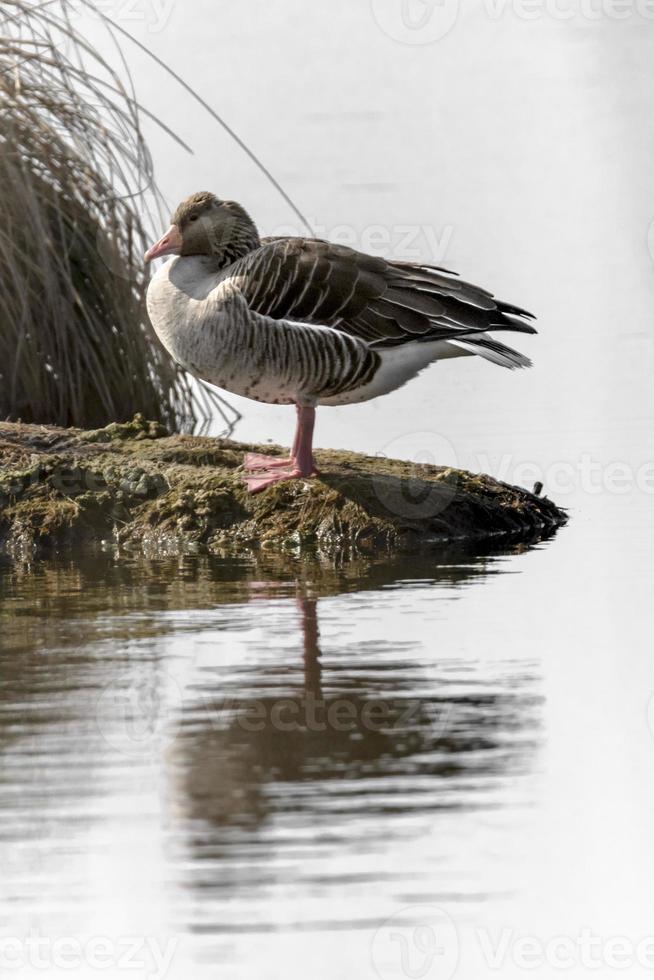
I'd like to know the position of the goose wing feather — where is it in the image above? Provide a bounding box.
[227,237,536,348]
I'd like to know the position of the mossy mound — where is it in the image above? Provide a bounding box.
[0,415,567,557]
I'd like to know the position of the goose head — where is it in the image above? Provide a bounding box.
[144,192,260,266]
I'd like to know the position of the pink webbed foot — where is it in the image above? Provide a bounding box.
[244,405,319,493]
[243,452,294,472]
[242,455,319,494]
[244,468,297,493]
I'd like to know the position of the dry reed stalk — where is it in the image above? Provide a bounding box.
[0,0,234,431]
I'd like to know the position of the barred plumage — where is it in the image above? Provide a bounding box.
[145,192,536,490]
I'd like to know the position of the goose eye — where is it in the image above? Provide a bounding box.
[189,214,199,222]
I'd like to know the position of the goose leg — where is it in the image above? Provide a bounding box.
[243,405,319,492]
[292,405,318,477]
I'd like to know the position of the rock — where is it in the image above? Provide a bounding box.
[0,418,567,557]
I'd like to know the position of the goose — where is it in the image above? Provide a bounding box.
[145,193,536,492]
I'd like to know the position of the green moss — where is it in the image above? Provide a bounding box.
[0,416,567,556]
[81,413,169,443]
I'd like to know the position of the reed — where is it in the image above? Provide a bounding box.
[0,0,225,430]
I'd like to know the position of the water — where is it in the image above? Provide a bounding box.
[2,2,654,978]
[1,509,653,978]
[0,546,548,978]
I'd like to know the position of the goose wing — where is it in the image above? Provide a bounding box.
[227,237,536,348]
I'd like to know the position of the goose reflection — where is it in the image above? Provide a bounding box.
[168,576,541,836]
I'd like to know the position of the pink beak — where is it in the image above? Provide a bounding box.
[144,224,183,263]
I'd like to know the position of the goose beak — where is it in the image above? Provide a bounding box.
[144,224,182,263]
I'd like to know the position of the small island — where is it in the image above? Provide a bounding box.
[0,415,566,557]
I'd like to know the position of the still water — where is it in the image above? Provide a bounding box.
[2,1,654,978]
[0,544,551,979]
[1,499,653,979]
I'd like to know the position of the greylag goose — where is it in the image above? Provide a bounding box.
[145,193,536,491]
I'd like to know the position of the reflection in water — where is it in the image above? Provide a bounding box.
[0,548,544,970]
[175,591,537,829]
[170,587,541,940]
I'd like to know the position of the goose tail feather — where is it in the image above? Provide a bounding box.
[448,334,532,370]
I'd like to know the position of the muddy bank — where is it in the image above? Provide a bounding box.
[0,416,566,557]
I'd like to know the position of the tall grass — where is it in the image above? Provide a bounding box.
[0,0,228,430]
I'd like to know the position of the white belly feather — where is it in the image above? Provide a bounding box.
[147,258,298,405]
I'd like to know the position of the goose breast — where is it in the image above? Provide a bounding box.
[146,257,380,406]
